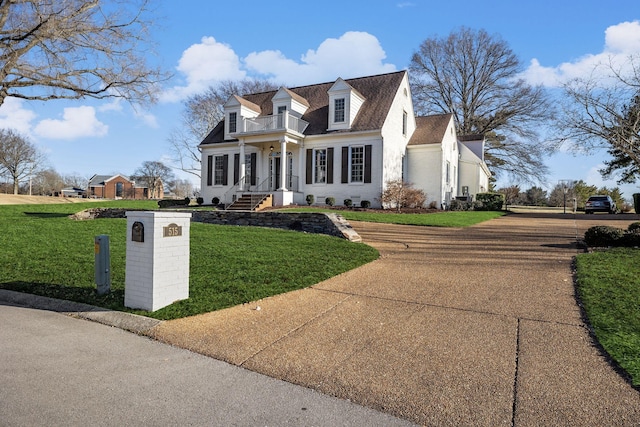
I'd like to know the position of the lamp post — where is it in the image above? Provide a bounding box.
[558,180,574,214]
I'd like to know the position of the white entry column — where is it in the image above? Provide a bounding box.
[124,211,191,312]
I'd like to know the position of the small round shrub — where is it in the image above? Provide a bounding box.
[360,200,371,208]
[628,222,640,233]
[584,225,624,247]
[449,199,472,211]
[306,194,315,205]
[212,196,220,205]
[325,197,335,206]
[620,230,640,247]
[184,197,191,205]
[344,198,353,208]
[196,197,204,205]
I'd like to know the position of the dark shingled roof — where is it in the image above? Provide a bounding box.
[408,114,453,146]
[201,71,407,145]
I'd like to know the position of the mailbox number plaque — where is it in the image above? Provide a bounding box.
[163,223,182,237]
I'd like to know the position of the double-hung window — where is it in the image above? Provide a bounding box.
[334,98,345,123]
[214,155,225,185]
[229,112,237,133]
[350,146,364,183]
[314,149,327,183]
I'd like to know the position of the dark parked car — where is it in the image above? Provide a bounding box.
[585,195,616,214]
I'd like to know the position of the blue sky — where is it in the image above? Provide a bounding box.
[1,0,639,198]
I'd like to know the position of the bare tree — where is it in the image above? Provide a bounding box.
[131,160,174,198]
[0,0,167,107]
[172,178,194,198]
[31,168,64,196]
[169,79,280,178]
[409,27,554,183]
[556,56,640,183]
[0,129,44,194]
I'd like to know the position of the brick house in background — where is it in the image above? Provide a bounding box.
[88,174,160,199]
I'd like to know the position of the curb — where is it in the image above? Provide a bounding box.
[0,289,161,335]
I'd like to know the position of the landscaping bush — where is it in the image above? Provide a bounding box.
[196,197,204,206]
[158,198,191,208]
[584,225,625,247]
[448,199,473,211]
[306,194,315,205]
[629,222,640,233]
[475,193,504,211]
[620,230,640,247]
[380,180,426,212]
[211,197,220,205]
[344,198,353,208]
[360,200,371,209]
[325,197,335,206]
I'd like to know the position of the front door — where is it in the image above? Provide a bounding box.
[269,152,293,190]
[270,156,281,190]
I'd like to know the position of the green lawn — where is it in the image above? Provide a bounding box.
[575,248,640,386]
[0,201,378,320]
[278,207,505,227]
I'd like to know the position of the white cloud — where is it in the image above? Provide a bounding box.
[163,32,396,102]
[133,110,158,128]
[98,99,123,113]
[605,21,640,53]
[522,21,640,87]
[0,97,37,136]
[162,36,245,102]
[34,106,108,140]
[245,31,396,85]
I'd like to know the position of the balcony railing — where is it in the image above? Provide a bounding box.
[240,113,309,135]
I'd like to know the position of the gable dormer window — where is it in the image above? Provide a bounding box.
[334,98,345,123]
[229,112,237,133]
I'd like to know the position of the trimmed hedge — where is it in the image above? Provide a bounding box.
[158,197,191,208]
[475,193,505,211]
[584,223,640,247]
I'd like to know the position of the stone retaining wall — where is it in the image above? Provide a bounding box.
[70,209,362,242]
[191,211,361,242]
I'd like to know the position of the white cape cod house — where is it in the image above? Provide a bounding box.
[199,71,490,209]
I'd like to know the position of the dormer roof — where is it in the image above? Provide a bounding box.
[273,87,310,107]
[224,95,261,114]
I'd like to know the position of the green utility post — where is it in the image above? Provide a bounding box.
[94,235,111,296]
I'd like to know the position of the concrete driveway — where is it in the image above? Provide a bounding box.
[151,212,640,426]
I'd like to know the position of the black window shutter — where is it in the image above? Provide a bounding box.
[207,155,213,186]
[250,153,257,185]
[341,147,349,183]
[234,153,239,185]
[364,145,372,183]
[222,154,229,186]
[306,149,313,184]
[327,147,334,184]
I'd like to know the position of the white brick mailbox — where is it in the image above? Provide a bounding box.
[124,211,191,312]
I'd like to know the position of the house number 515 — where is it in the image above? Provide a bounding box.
[163,223,182,237]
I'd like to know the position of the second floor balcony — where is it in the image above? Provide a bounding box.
[235,112,309,136]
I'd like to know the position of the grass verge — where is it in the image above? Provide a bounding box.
[575,247,640,386]
[277,207,505,227]
[0,201,378,320]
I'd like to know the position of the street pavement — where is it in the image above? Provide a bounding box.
[0,301,413,426]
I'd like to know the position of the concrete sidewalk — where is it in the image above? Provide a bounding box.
[150,212,640,426]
